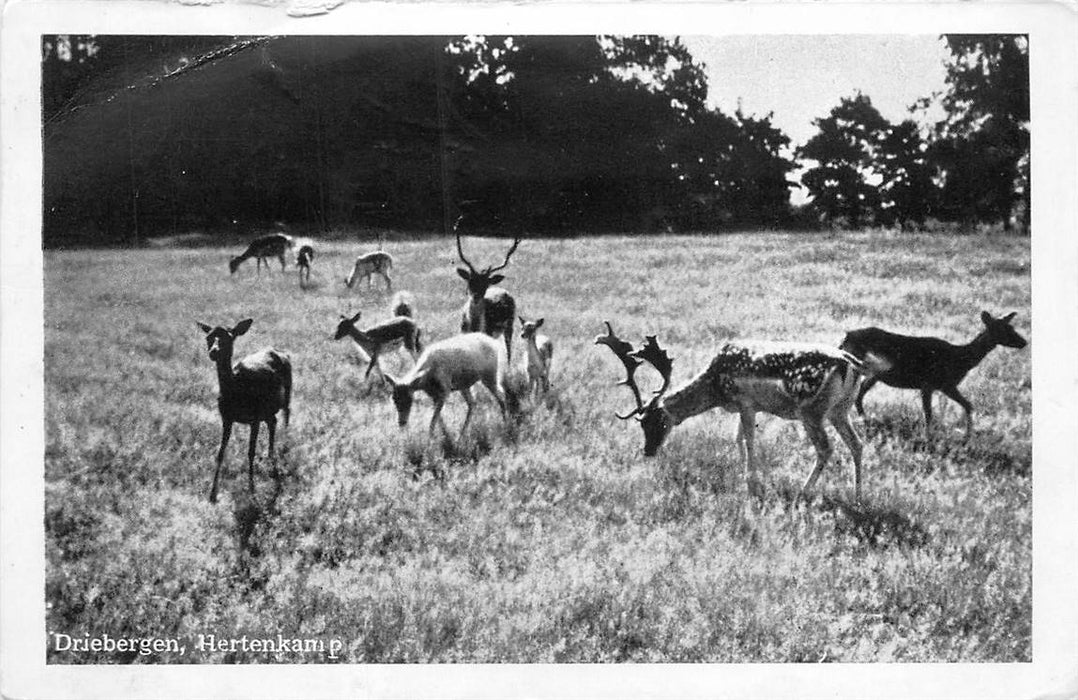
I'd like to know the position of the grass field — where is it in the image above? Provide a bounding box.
[44,230,1031,663]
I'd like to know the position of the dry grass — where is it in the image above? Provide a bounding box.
[44,230,1031,662]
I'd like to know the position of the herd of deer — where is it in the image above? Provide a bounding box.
[200,231,1027,504]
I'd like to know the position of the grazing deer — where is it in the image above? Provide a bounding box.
[596,321,866,498]
[382,333,509,440]
[390,290,417,319]
[519,316,554,395]
[345,251,393,290]
[229,233,294,275]
[840,311,1028,439]
[295,244,314,287]
[456,232,520,361]
[333,310,423,379]
[196,319,292,503]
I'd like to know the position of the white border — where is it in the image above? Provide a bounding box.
[3,2,1076,698]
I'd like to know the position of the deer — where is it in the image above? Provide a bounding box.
[519,316,554,396]
[596,321,867,499]
[333,310,423,380]
[196,319,292,504]
[839,310,1028,440]
[229,233,294,275]
[456,232,520,361]
[295,244,314,287]
[390,290,417,319]
[382,333,510,441]
[345,251,393,291]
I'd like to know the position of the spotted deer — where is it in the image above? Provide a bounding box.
[295,244,314,287]
[456,232,520,361]
[382,333,510,441]
[229,233,294,275]
[345,251,393,291]
[840,311,1027,439]
[596,322,867,498]
[196,319,292,503]
[333,310,423,379]
[519,316,553,395]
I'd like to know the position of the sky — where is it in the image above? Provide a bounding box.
[681,35,952,201]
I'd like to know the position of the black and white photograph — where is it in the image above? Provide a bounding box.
[2,1,1076,698]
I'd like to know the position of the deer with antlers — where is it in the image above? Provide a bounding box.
[196,319,292,503]
[840,311,1027,439]
[229,233,294,276]
[596,322,867,499]
[455,232,521,361]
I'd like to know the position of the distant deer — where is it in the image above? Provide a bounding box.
[229,233,294,275]
[333,310,422,379]
[390,290,417,319]
[345,251,393,291]
[295,244,314,287]
[456,232,520,361]
[519,316,554,395]
[840,310,1028,439]
[196,319,292,503]
[382,333,509,441]
[597,321,867,499]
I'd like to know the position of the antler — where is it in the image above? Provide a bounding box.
[488,236,521,273]
[594,320,645,419]
[455,230,477,273]
[633,335,673,398]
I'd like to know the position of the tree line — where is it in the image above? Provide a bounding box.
[41,34,1028,245]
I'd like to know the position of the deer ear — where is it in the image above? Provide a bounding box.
[197,322,212,334]
[1003,312,1017,323]
[518,316,526,325]
[351,311,363,324]
[232,318,254,336]
[382,374,398,389]
[980,311,994,325]
[535,318,544,328]
[488,274,505,285]
[457,268,471,281]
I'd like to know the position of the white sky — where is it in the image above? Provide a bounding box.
[681,35,952,202]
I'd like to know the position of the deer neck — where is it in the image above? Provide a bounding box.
[469,294,487,332]
[213,352,237,393]
[959,330,998,372]
[659,365,732,427]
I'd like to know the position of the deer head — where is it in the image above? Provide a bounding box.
[197,318,253,363]
[980,311,1027,349]
[455,231,521,299]
[333,311,364,341]
[595,321,674,456]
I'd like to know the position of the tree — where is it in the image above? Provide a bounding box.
[934,34,1029,230]
[798,93,890,227]
[877,120,937,228]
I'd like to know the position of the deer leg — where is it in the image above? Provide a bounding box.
[939,385,974,440]
[210,420,233,503]
[854,376,877,416]
[459,387,477,436]
[429,395,449,438]
[246,421,260,495]
[920,389,935,437]
[738,410,762,492]
[830,411,863,499]
[382,271,392,290]
[278,253,286,271]
[364,351,381,379]
[266,416,280,478]
[482,376,509,424]
[799,417,833,497]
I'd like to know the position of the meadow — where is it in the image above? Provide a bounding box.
[44,230,1031,663]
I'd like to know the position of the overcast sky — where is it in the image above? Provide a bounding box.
[680,35,951,202]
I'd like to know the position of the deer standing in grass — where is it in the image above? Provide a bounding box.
[229,233,294,275]
[333,310,423,379]
[597,322,867,499]
[382,333,510,441]
[196,319,292,503]
[345,251,393,291]
[295,244,314,288]
[519,316,553,396]
[456,233,520,361]
[839,311,1028,439]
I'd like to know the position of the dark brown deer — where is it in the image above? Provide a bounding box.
[229,233,294,275]
[295,244,314,288]
[597,322,866,499]
[456,232,520,361]
[333,310,423,379]
[196,319,292,503]
[840,311,1028,439]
